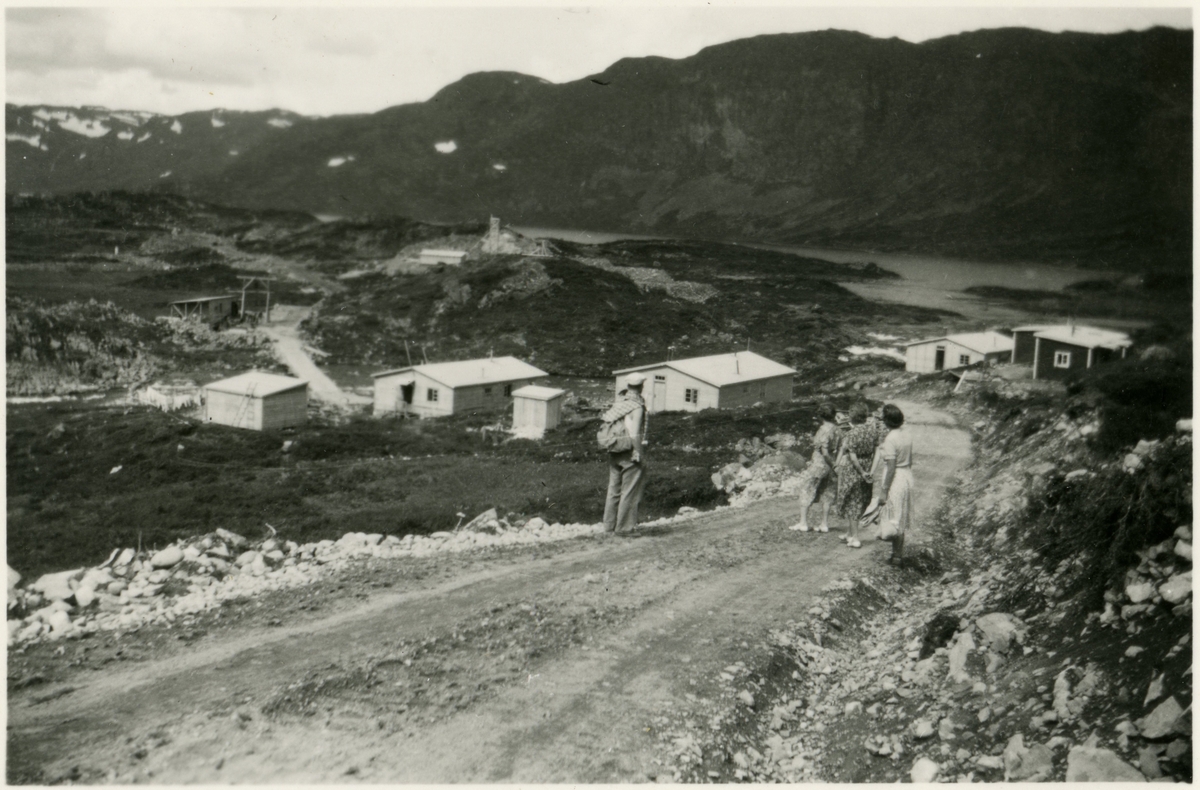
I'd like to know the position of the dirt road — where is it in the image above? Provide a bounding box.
[8,399,969,784]
[258,305,370,409]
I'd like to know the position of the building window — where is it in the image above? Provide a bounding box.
[426,387,439,402]
[1054,351,1072,369]
[654,375,666,382]
[503,384,512,396]
[959,354,971,366]
[484,387,493,396]
[685,388,699,404]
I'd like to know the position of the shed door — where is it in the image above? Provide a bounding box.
[652,375,666,412]
[934,346,945,371]
[401,383,414,405]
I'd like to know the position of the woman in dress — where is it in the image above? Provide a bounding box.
[834,403,876,548]
[790,403,840,533]
[877,403,913,565]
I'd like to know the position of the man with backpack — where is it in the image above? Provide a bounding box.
[598,372,648,533]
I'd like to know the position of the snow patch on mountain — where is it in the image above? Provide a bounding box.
[435,140,457,154]
[6,132,42,149]
[159,170,172,178]
[493,163,507,171]
[327,155,357,167]
[58,115,111,138]
[229,150,239,156]
[109,112,147,126]
[267,118,293,129]
[211,117,226,128]
[169,120,183,134]
[117,130,134,141]
[136,132,152,143]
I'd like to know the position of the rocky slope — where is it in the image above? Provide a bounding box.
[7,27,1191,271]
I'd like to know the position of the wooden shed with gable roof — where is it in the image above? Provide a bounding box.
[613,351,795,414]
[1030,325,1131,380]
[203,371,308,430]
[511,385,567,436]
[372,356,548,418]
[904,331,1014,373]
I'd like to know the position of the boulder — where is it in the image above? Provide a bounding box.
[207,544,231,559]
[150,545,184,569]
[975,612,1024,653]
[30,569,83,602]
[74,587,96,608]
[1126,581,1155,604]
[235,551,260,568]
[912,719,935,739]
[947,630,975,683]
[1123,454,1144,471]
[1176,525,1192,542]
[215,528,247,547]
[910,758,940,783]
[1174,541,1192,562]
[1065,745,1145,782]
[1158,572,1191,605]
[463,509,499,532]
[1133,439,1159,457]
[524,517,548,531]
[1003,734,1053,781]
[7,565,21,595]
[1139,696,1185,740]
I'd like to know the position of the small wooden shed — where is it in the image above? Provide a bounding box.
[418,249,468,266]
[613,351,795,414]
[169,295,239,323]
[511,385,566,437]
[904,331,1013,373]
[203,371,308,431]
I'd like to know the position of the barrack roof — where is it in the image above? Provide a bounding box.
[372,356,547,388]
[1033,326,1132,350]
[614,351,796,388]
[512,385,566,401]
[204,371,308,397]
[905,331,1014,355]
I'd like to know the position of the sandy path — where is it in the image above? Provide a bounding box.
[258,304,370,409]
[8,399,969,784]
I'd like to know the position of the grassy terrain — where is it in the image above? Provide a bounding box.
[5,396,842,578]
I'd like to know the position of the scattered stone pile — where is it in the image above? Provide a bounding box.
[712,452,808,506]
[1098,525,1192,630]
[7,515,612,648]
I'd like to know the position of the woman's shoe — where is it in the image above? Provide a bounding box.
[817,524,829,533]
[789,523,810,532]
[847,538,862,548]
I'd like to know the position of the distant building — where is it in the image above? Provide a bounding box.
[169,295,239,324]
[511,385,567,438]
[372,356,548,418]
[613,351,796,413]
[418,249,468,266]
[1028,325,1132,381]
[904,331,1014,373]
[203,371,308,431]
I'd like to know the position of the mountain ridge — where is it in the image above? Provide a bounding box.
[6,26,1190,271]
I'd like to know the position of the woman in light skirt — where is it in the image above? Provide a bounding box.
[877,403,913,565]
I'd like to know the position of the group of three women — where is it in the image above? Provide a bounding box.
[791,401,912,564]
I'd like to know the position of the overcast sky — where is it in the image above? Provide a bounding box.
[6,4,1192,117]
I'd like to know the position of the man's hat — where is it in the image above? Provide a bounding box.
[625,372,647,386]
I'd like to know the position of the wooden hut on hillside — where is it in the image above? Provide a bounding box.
[904,331,1014,373]
[511,385,566,437]
[613,351,795,414]
[203,371,308,431]
[372,356,547,418]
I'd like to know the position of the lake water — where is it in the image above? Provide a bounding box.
[513,226,1118,323]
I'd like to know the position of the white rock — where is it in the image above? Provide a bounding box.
[1003,734,1053,781]
[1139,696,1185,739]
[74,587,96,608]
[1065,745,1145,782]
[1158,572,1191,605]
[1175,525,1192,541]
[30,569,83,602]
[207,544,231,559]
[150,545,183,568]
[8,565,21,594]
[1144,673,1166,706]
[216,528,247,548]
[114,548,136,567]
[976,755,1002,770]
[910,757,940,783]
[46,609,72,632]
[975,612,1024,653]
[1173,541,1192,562]
[1125,646,1146,658]
[235,551,259,568]
[913,719,935,739]
[1126,582,1155,604]
[947,630,975,683]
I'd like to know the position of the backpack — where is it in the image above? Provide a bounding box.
[596,418,635,453]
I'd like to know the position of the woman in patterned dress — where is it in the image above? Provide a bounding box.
[789,403,840,533]
[835,403,876,547]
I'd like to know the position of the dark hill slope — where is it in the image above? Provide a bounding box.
[6,27,1190,270]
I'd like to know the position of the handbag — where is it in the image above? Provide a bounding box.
[877,518,899,542]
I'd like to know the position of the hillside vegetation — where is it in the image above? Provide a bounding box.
[7,27,1190,273]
